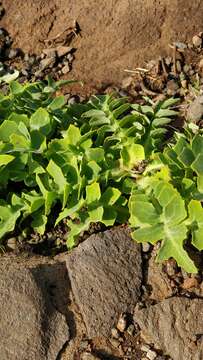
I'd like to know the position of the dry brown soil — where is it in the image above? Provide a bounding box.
[2,0,203,91]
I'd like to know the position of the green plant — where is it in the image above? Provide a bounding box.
[129,128,203,273]
[2,78,203,273]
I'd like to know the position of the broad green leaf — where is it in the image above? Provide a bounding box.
[192,154,203,175]
[178,147,195,166]
[100,187,121,205]
[66,217,90,248]
[188,200,203,250]
[30,108,51,135]
[31,211,47,235]
[10,133,30,151]
[129,180,196,273]
[121,144,145,169]
[55,197,85,225]
[132,224,164,244]
[47,159,66,194]
[155,108,177,118]
[0,203,22,239]
[88,206,104,222]
[157,223,197,273]
[48,96,65,111]
[36,173,57,215]
[0,120,18,141]
[10,80,23,94]
[102,206,117,226]
[197,175,203,193]
[86,148,104,162]
[153,117,172,127]
[86,182,101,204]
[192,134,203,156]
[62,124,81,145]
[0,154,14,166]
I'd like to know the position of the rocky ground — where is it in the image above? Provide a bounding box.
[1,1,203,360]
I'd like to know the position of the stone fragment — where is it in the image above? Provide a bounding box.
[181,276,199,290]
[146,349,157,360]
[40,56,55,70]
[166,79,179,96]
[187,95,203,122]
[56,45,72,57]
[61,64,70,74]
[192,35,202,47]
[0,255,70,360]
[42,48,57,58]
[66,227,142,337]
[81,353,100,360]
[117,313,127,332]
[147,253,173,301]
[134,297,203,360]
[111,327,120,339]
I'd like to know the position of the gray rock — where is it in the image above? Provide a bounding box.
[134,297,203,360]
[66,227,142,337]
[40,56,56,70]
[187,96,203,122]
[0,255,70,360]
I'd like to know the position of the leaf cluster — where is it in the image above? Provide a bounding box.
[1,78,202,272]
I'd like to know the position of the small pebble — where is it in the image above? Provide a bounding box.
[183,64,191,73]
[61,64,70,74]
[199,59,203,69]
[117,314,127,332]
[40,56,55,70]
[176,60,182,73]
[141,344,151,352]
[42,48,56,58]
[127,324,135,336]
[174,41,187,50]
[165,259,177,276]
[109,338,120,348]
[142,243,150,253]
[81,353,100,360]
[182,277,199,289]
[146,349,157,360]
[8,48,18,59]
[79,340,89,350]
[166,79,179,96]
[21,69,28,76]
[192,35,202,47]
[122,76,133,88]
[66,52,74,62]
[181,79,187,89]
[111,327,120,339]
[56,45,72,57]
[7,237,17,250]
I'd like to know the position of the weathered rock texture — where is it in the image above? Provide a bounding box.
[66,226,142,337]
[0,255,70,360]
[187,95,203,122]
[147,253,173,301]
[134,297,203,360]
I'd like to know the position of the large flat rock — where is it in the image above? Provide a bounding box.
[66,226,142,337]
[134,297,203,360]
[0,255,70,360]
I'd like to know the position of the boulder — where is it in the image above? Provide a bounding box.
[0,255,70,360]
[66,226,142,337]
[134,297,203,360]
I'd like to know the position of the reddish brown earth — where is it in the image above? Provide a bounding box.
[2,0,203,91]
